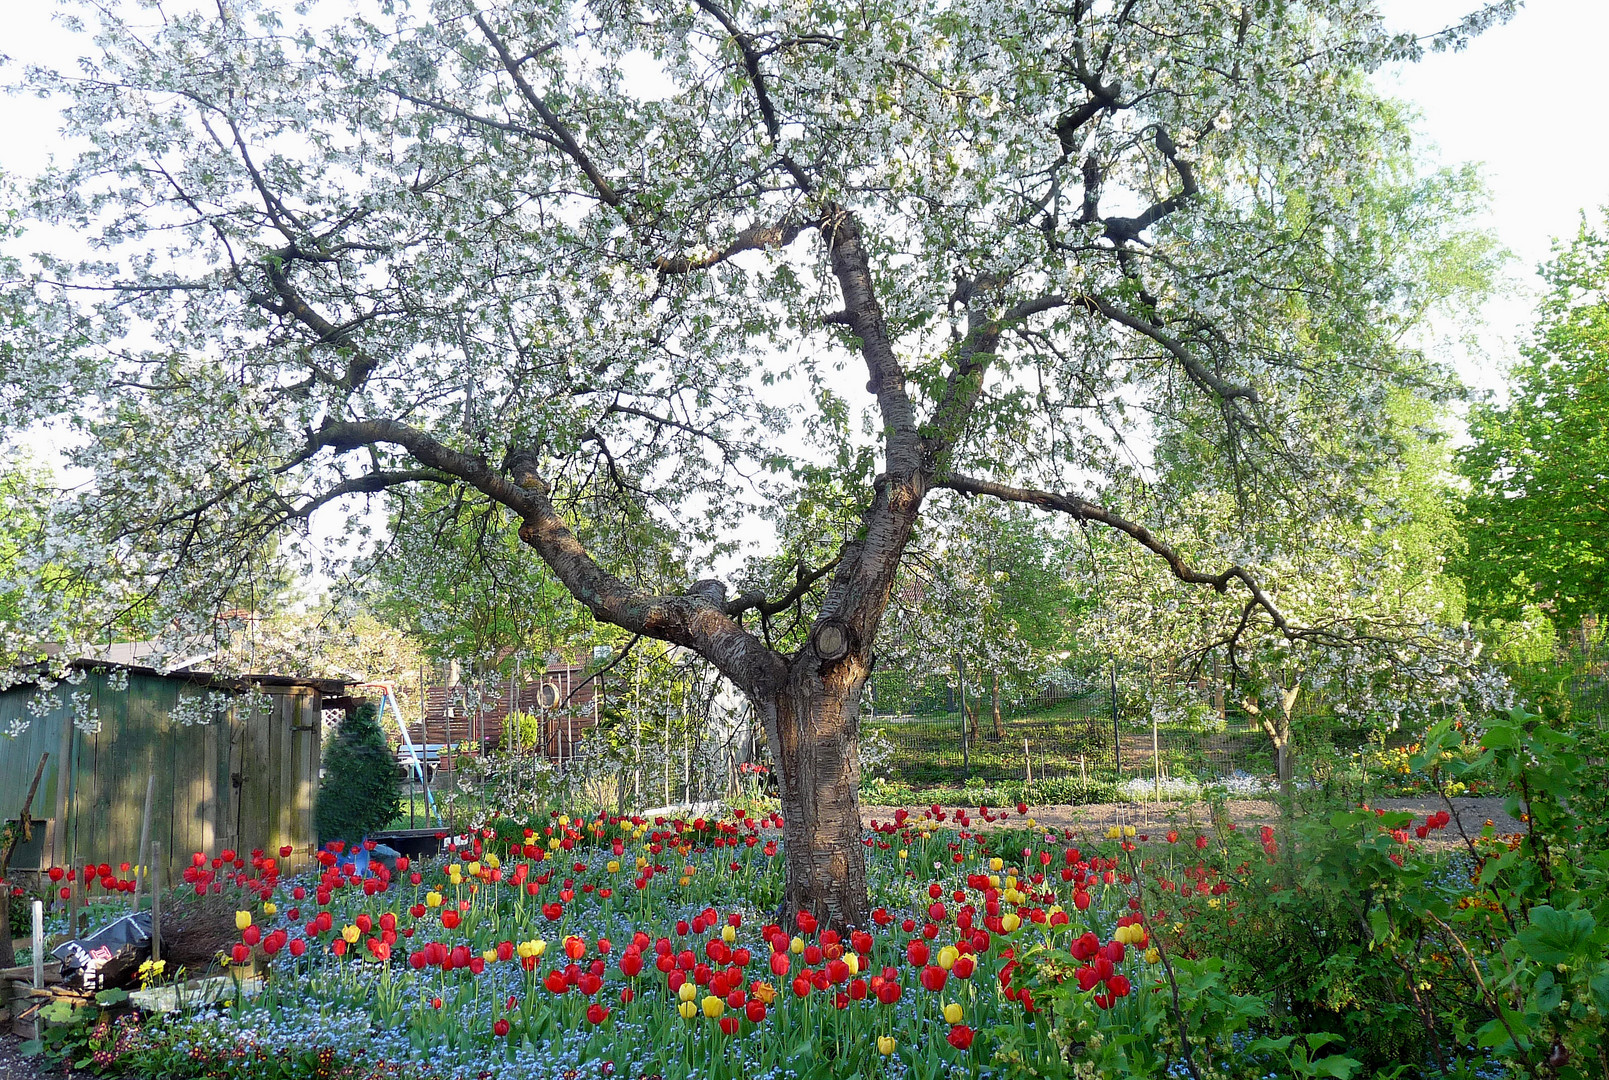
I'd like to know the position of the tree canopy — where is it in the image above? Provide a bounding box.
[2,0,1517,922]
[1460,213,1609,633]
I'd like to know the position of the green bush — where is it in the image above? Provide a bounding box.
[314,701,401,843]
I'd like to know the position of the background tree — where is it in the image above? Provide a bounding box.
[1460,213,1609,639]
[5,0,1515,924]
[880,503,1081,739]
[1085,396,1492,795]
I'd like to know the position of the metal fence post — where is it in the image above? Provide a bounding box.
[1110,659,1121,773]
[150,841,163,963]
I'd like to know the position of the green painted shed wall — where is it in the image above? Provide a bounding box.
[1,670,323,880]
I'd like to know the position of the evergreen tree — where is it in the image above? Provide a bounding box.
[315,702,401,843]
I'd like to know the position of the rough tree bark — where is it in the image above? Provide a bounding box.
[763,660,872,927]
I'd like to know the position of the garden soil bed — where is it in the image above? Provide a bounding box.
[0,1029,53,1079]
[863,795,1524,852]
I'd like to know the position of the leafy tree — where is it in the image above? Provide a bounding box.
[1084,402,1495,796]
[5,0,1515,923]
[315,701,403,842]
[364,487,615,672]
[880,503,1083,738]
[1460,214,1609,633]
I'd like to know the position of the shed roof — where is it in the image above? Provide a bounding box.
[27,641,350,696]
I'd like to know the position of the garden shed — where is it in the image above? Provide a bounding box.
[0,645,349,884]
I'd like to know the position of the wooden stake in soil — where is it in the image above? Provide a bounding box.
[31,899,45,988]
[1153,712,1162,804]
[69,866,82,938]
[133,773,155,911]
[1024,739,1032,785]
[149,842,162,964]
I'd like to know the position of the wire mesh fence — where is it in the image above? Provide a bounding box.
[377,643,1609,828]
[861,666,1279,794]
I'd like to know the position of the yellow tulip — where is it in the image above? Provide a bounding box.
[263,903,276,916]
[559,815,571,827]
[721,925,736,943]
[1105,826,1122,840]
[485,853,500,869]
[607,860,621,874]
[235,910,252,931]
[1145,948,1161,964]
[1002,913,1021,933]
[844,953,860,976]
[752,982,777,1004]
[447,863,461,876]
[789,936,805,955]
[897,850,908,860]
[701,995,724,1018]
[942,1002,963,1024]
[466,861,481,876]
[636,856,649,870]
[341,924,361,944]
[517,940,539,959]
[988,857,1002,872]
[988,875,1000,889]
[1122,825,1135,839]
[482,949,498,963]
[678,982,698,1003]
[549,837,561,850]
[678,1000,698,1019]
[936,946,959,971]
[877,1036,896,1055]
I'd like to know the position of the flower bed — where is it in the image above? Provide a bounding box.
[20,784,1586,1080]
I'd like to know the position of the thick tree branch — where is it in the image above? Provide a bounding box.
[724,555,842,619]
[312,418,787,695]
[470,9,622,206]
[652,216,815,275]
[1101,127,1199,246]
[289,468,456,520]
[934,470,1292,634]
[1083,293,1260,403]
[691,0,813,191]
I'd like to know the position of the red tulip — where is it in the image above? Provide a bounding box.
[289,938,307,958]
[947,1024,975,1050]
[906,940,929,967]
[493,1019,510,1037]
[586,1004,609,1025]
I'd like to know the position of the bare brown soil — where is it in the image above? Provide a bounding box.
[863,795,1523,852]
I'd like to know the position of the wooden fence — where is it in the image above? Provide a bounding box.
[1,666,332,884]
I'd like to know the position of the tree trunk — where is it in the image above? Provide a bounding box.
[761,662,870,930]
[991,673,1005,740]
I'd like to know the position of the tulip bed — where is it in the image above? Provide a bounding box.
[28,801,1508,1080]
